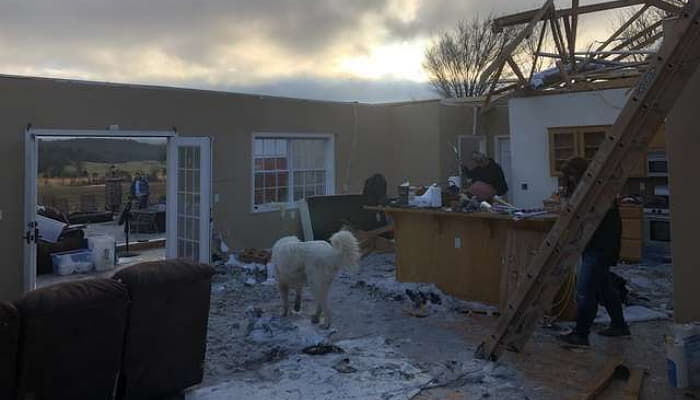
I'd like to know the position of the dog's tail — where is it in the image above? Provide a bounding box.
[330,230,361,273]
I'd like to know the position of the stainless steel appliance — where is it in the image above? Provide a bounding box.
[647,150,668,177]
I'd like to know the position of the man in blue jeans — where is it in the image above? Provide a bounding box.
[557,157,630,347]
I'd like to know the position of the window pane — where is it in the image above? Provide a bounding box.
[264,139,276,155]
[254,190,264,205]
[276,157,287,170]
[264,173,276,188]
[316,184,326,195]
[276,139,287,155]
[294,171,304,187]
[254,173,264,188]
[294,187,304,201]
[278,172,288,187]
[264,158,276,171]
[277,188,288,202]
[254,158,264,171]
[254,139,264,156]
[265,188,277,203]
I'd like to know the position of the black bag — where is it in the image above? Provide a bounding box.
[0,301,19,400]
[14,279,129,400]
[113,260,215,399]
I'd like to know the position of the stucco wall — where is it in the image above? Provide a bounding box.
[1,76,503,301]
[508,89,629,208]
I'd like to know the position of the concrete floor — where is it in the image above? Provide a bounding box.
[194,252,700,400]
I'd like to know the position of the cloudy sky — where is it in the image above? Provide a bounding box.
[0,0,619,102]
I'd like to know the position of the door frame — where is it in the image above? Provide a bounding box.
[166,136,212,262]
[24,129,177,292]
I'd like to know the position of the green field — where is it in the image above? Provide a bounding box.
[39,161,167,214]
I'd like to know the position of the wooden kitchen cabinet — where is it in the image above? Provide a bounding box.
[548,126,610,175]
[619,204,643,263]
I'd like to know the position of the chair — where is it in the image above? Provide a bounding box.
[14,279,129,400]
[113,260,215,399]
[0,301,19,400]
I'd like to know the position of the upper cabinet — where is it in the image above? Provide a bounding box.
[548,125,666,177]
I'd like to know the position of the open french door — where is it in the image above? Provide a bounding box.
[166,137,212,263]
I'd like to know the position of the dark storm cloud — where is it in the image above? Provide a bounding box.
[0,0,614,101]
[0,0,388,64]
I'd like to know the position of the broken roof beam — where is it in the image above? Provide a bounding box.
[570,0,579,71]
[479,0,554,89]
[492,0,681,32]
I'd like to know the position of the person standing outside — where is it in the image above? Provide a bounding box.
[130,172,150,209]
[557,157,630,347]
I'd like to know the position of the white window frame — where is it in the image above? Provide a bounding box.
[250,132,335,213]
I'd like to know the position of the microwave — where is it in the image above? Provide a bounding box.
[647,151,668,177]
[644,215,671,247]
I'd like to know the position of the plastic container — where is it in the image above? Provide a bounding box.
[666,323,700,389]
[88,235,116,272]
[51,249,94,276]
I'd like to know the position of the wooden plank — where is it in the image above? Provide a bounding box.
[604,19,664,57]
[580,356,626,400]
[494,0,646,31]
[476,2,700,361]
[528,22,549,81]
[480,0,554,88]
[646,0,683,14]
[507,57,528,85]
[623,369,646,400]
[570,0,580,71]
[612,31,664,61]
[592,4,650,55]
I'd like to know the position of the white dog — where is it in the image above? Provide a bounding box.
[271,230,360,329]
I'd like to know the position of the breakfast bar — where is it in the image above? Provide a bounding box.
[366,206,573,313]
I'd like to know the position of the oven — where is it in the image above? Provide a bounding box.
[644,213,671,247]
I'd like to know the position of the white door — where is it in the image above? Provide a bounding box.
[167,137,212,263]
[495,136,512,201]
[23,130,39,292]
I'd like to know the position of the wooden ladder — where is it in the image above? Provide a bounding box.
[476,2,700,361]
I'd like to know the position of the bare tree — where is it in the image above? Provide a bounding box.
[424,15,547,98]
[611,1,686,62]
[424,15,509,98]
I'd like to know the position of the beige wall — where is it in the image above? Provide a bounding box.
[0,76,507,301]
[667,66,700,323]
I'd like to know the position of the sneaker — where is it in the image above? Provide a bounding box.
[557,331,590,347]
[598,325,631,337]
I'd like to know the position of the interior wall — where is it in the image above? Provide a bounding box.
[438,102,510,187]
[0,76,454,301]
[508,89,628,208]
[667,65,700,323]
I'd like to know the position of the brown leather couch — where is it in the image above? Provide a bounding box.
[1,259,215,400]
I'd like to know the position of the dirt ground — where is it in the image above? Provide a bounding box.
[197,252,700,400]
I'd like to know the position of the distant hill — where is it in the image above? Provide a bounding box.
[39,138,166,176]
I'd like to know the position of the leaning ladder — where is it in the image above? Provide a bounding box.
[476,2,700,361]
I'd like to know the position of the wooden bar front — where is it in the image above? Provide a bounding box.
[368,207,560,310]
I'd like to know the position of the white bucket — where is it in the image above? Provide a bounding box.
[88,235,116,272]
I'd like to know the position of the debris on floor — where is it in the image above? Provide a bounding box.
[187,336,433,400]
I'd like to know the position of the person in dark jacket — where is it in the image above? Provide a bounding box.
[557,157,629,347]
[461,151,509,196]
